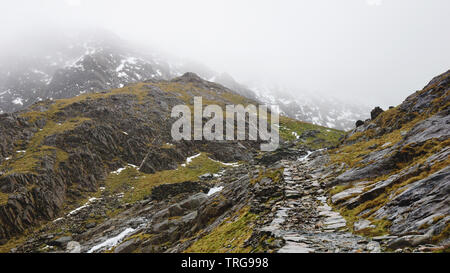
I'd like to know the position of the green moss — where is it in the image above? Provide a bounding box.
[0,192,8,206]
[185,207,257,253]
[279,116,344,149]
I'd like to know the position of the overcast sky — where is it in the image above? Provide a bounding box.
[1,0,449,107]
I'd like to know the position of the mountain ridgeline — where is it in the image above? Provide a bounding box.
[0,29,368,130]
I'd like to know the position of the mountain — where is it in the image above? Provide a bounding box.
[0,72,343,252]
[0,71,447,253]
[0,28,368,131]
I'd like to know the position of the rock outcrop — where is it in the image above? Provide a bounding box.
[327,70,449,251]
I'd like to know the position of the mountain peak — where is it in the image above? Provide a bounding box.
[172,72,204,83]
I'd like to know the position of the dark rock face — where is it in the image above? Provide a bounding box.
[257,145,307,166]
[150,182,209,201]
[370,107,384,120]
[355,120,364,127]
[139,147,185,174]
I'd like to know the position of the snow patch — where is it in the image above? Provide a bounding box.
[181,153,201,167]
[207,186,224,196]
[12,98,24,105]
[298,151,313,162]
[68,197,98,216]
[88,227,136,253]
[111,164,138,175]
[208,157,240,167]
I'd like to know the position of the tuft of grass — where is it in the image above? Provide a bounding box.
[431,223,450,244]
[251,167,284,184]
[185,207,257,253]
[0,192,8,206]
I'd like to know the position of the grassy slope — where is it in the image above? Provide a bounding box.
[104,153,231,204]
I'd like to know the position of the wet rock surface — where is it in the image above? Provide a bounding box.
[259,151,373,253]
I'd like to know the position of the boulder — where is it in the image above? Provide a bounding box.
[66,241,81,253]
[353,219,375,232]
[370,107,384,120]
[114,238,139,253]
[49,236,73,248]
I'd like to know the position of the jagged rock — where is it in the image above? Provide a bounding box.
[49,236,73,248]
[66,241,81,253]
[366,241,381,253]
[114,238,139,253]
[179,193,208,210]
[387,233,432,249]
[331,185,366,204]
[152,220,169,233]
[371,107,384,120]
[139,148,185,174]
[353,219,375,232]
[355,120,364,127]
[150,182,209,201]
[257,146,307,166]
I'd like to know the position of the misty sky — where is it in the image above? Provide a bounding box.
[1,0,449,108]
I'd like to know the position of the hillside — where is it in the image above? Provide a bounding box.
[0,73,343,252]
[327,70,449,250]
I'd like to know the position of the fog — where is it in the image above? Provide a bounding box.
[1,0,449,108]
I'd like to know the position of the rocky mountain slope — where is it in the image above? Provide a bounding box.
[0,73,343,252]
[325,70,450,251]
[0,70,447,253]
[0,28,368,131]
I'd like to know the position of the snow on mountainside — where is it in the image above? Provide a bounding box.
[0,29,369,130]
[249,85,371,131]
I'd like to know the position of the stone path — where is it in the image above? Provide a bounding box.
[261,151,381,253]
